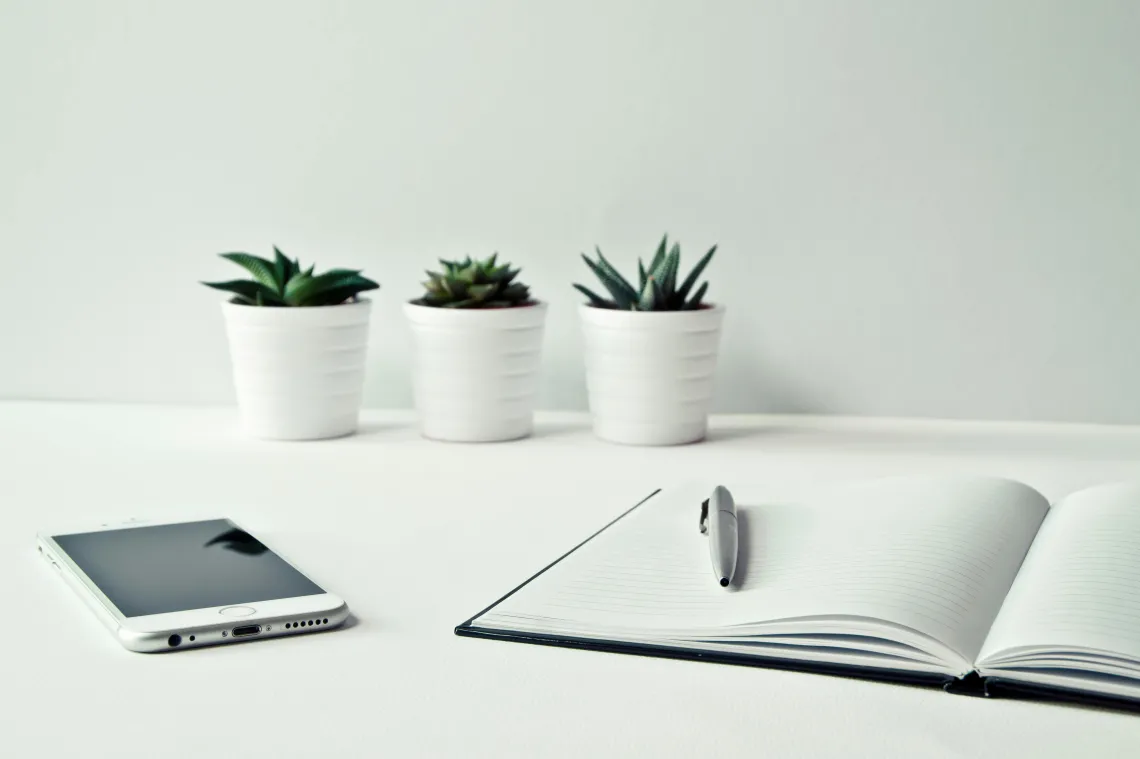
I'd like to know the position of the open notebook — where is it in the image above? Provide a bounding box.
[456,477,1140,710]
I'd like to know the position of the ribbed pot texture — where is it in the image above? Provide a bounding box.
[579,303,725,445]
[222,299,372,440]
[405,301,547,442]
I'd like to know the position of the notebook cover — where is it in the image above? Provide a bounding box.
[455,487,957,692]
[982,676,1140,713]
[455,623,958,689]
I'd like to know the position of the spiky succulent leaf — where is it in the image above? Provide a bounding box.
[500,283,530,301]
[580,254,634,309]
[593,247,639,304]
[652,277,668,309]
[661,244,680,300]
[675,245,716,303]
[637,277,660,310]
[282,272,312,303]
[219,253,279,292]
[575,234,718,311]
[204,248,378,307]
[273,247,292,290]
[284,270,377,306]
[416,254,535,308]
[573,283,614,308]
[304,283,376,307]
[296,273,380,306]
[456,262,479,284]
[646,245,671,290]
[201,279,286,306]
[684,281,709,310]
[467,283,497,300]
[649,234,668,274]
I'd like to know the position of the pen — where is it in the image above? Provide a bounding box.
[700,485,738,588]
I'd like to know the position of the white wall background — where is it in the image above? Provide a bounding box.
[2,0,1139,422]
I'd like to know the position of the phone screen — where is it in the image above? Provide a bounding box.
[52,519,325,617]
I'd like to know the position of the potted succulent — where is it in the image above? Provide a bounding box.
[404,255,546,442]
[574,235,723,445]
[203,248,379,440]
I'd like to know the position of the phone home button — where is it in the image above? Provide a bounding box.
[219,605,256,617]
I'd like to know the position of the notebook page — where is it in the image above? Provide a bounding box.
[478,476,1048,663]
[978,483,1140,666]
[482,482,739,632]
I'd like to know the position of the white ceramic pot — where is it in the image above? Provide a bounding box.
[404,301,547,442]
[221,299,372,440]
[579,303,725,446]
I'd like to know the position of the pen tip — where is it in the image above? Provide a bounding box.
[719,578,730,587]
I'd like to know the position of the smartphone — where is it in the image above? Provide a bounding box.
[37,517,349,652]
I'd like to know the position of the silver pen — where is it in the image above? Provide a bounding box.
[700,485,738,588]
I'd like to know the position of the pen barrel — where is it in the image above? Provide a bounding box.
[708,511,739,586]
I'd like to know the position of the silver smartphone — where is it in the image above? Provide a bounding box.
[37,517,349,652]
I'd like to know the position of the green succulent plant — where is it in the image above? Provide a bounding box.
[415,254,533,308]
[202,247,379,307]
[574,234,716,311]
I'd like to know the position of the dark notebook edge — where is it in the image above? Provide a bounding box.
[456,624,956,689]
[982,676,1140,713]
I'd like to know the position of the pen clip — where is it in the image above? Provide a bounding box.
[699,499,709,535]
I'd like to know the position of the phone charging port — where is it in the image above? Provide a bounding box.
[232,625,262,638]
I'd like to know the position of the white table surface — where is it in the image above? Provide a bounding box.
[5,402,1140,758]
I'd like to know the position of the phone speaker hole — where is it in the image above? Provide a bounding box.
[189,635,196,642]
